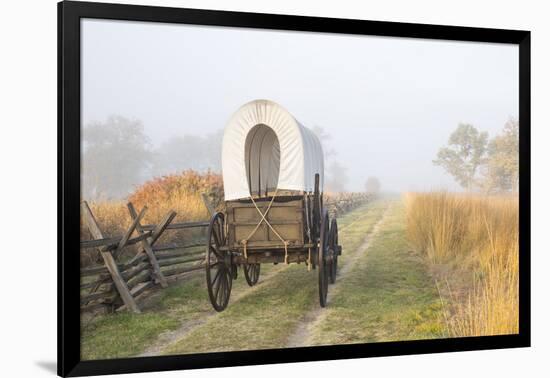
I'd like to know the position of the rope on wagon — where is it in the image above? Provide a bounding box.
[240,189,291,264]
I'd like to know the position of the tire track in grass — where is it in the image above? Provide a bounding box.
[286,205,391,347]
[138,264,287,357]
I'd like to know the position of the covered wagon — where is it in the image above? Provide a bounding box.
[205,99,341,311]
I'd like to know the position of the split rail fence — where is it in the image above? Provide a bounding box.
[80,198,213,314]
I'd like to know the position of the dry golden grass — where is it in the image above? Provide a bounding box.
[128,170,223,224]
[404,192,518,337]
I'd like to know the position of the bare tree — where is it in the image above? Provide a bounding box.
[82,115,152,200]
[312,125,336,162]
[325,161,349,192]
[152,129,223,177]
[365,176,381,194]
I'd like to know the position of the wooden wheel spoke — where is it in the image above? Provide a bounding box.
[244,263,260,286]
[212,228,221,249]
[209,245,223,259]
[217,221,225,245]
[219,272,226,304]
[222,270,230,302]
[215,269,225,304]
[220,272,226,302]
[212,266,223,286]
[224,270,231,298]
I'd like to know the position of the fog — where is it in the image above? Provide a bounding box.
[81,19,518,194]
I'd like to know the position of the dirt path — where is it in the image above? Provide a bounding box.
[285,206,391,348]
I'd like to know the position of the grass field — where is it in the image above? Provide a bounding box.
[81,198,452,359]
[81,192,518,360]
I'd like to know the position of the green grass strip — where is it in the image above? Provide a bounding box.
[308,201,446,345]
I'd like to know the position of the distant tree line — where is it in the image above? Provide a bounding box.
[82,116,223,200]
[433,119,519,193]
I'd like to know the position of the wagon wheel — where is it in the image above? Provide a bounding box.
[243,263,261,286]
[318,209,330,307]
[205,212,233,312]
[328,219,338,284]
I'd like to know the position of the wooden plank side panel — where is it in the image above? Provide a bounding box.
[226,197,305,247]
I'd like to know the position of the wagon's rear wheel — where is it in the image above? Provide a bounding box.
[329,219,339,284]
[318,210,330,307]
[205,212,233,312]
[243,263,260,286]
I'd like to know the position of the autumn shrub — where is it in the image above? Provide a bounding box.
[81,170,223,266]
[128,170,223,224]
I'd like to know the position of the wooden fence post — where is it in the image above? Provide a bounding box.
[201,193,215,217]
[113,205,147,260]
[200,193,215,239]
[81,201,141,314]
[127,203,174,288]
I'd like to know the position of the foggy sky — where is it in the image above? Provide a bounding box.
[81,19,518,192]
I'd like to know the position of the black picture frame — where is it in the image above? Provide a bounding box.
[58,1,531,376]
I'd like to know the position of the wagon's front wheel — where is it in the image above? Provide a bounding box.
[329,219,339,284]
[243,263,260,286]
[318,210,330,307]
[205,212,233,312]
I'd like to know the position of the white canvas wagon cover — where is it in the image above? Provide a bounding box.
[222,100,324,201]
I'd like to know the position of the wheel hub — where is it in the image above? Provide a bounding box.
[224,252,232,267]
